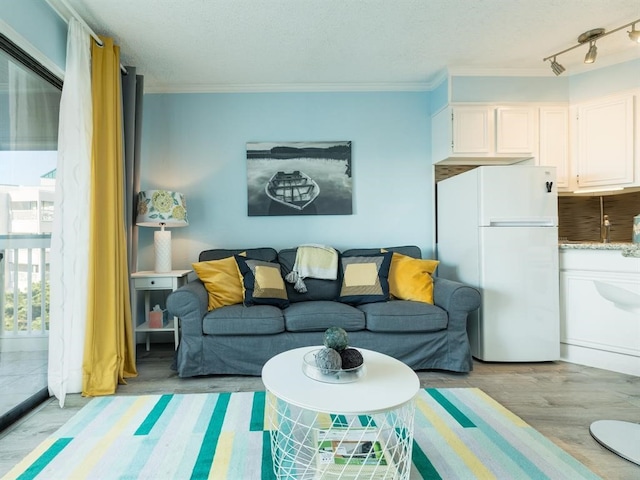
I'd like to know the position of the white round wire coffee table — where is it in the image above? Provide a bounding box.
[262,346,420,479]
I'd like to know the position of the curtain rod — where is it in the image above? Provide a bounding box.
[47,0,128,75]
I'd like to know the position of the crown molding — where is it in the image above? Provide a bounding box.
[428,69,449,88]
[143,80,435,95]
[447,67,551,77]
[140,54,640,94]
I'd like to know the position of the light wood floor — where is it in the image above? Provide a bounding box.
[0,344,638,479]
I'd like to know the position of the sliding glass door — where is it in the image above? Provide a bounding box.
[0,37,61,428]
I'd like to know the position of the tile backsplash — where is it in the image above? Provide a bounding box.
[558,191,640,242]
[434,165,476,183]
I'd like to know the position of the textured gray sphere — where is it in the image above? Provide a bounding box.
[323,327,349,352]
[315,347,342,374]
[340,348,364,369]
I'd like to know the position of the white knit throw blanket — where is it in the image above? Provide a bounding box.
[285,244,338,293]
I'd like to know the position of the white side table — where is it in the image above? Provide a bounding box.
[262,346,420,479]
[131,270,191,352]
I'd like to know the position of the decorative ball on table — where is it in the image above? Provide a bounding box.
[304,326,365,382]
[340,347,364,369]
[323,326,349,352]
[315,347,342,374]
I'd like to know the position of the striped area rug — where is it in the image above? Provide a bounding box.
[3,388,600,480]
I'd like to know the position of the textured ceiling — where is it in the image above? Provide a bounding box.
[54,0,640,93]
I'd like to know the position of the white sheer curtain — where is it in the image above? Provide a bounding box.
[8,62,60,150]
[48,18,92,407]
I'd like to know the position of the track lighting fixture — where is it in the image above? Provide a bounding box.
[584,41,598,64]
[543,18,640,75]
[549,57,565,76]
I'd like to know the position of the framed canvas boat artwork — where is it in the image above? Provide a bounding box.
[246,141,352,216]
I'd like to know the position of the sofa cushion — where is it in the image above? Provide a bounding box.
[199,247,277,262]
[278,248,340,302]
[338,252,392,305]
[235,256,289,308]
[388,253,439,304]
[202,304,285,335]
[192,255,244,310]
[342,245,422,259]
[283,301,365,332]
[359,300,448,333]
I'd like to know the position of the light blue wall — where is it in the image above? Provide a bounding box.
[0,0,67,72]
[430,76,448,115]
[569,58,640,102]
[449,59,639,104]
[139,91,433,270]
[451,76,570,102]
[4,0,637,273]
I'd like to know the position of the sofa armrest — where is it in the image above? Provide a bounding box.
[166,280,208,337]
[433,277,481,315]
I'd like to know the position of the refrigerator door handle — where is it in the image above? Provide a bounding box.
[489,219,556,227]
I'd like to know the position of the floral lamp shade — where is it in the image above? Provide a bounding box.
[136,190,188,273]
[136,190,188,227]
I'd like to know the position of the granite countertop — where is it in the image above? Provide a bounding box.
[558,241,640,258]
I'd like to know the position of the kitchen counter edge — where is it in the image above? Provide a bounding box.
[559,242,640,257]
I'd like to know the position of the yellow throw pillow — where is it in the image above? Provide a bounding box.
[388,252,439,304]
[192,256,244,310]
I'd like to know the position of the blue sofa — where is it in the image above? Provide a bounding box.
[166,245,480,377]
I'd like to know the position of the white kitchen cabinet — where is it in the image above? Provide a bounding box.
[495,106,536,154]
[431,104,536,165]
[559,249,640,376]
[538,106,570,189]
[574,92,636,189]
[451,106,492,154]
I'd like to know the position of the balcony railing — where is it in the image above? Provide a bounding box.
[0,234,51,338]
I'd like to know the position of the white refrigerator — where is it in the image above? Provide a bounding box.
[436,165,560,362]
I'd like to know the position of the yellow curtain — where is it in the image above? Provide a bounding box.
[83,36,137,396]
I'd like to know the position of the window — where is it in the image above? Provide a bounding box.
[0,31,62,429]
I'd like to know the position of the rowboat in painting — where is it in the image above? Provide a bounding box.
[265,170,320,211]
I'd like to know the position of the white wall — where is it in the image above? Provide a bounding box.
[138,91,433,270]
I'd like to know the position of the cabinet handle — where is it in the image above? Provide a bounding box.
[151,280,155,285]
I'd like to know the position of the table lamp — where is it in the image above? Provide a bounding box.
[136,190,188,273]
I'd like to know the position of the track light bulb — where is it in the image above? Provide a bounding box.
[550,58,565,76]
[629,24,640,43]
[584,42,598,64]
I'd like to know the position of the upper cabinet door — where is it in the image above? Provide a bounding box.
[576,94,634,188]
[539,106,570,189]
[495,107,536,154]
[432,104,544,165]
[452,106,492,154]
